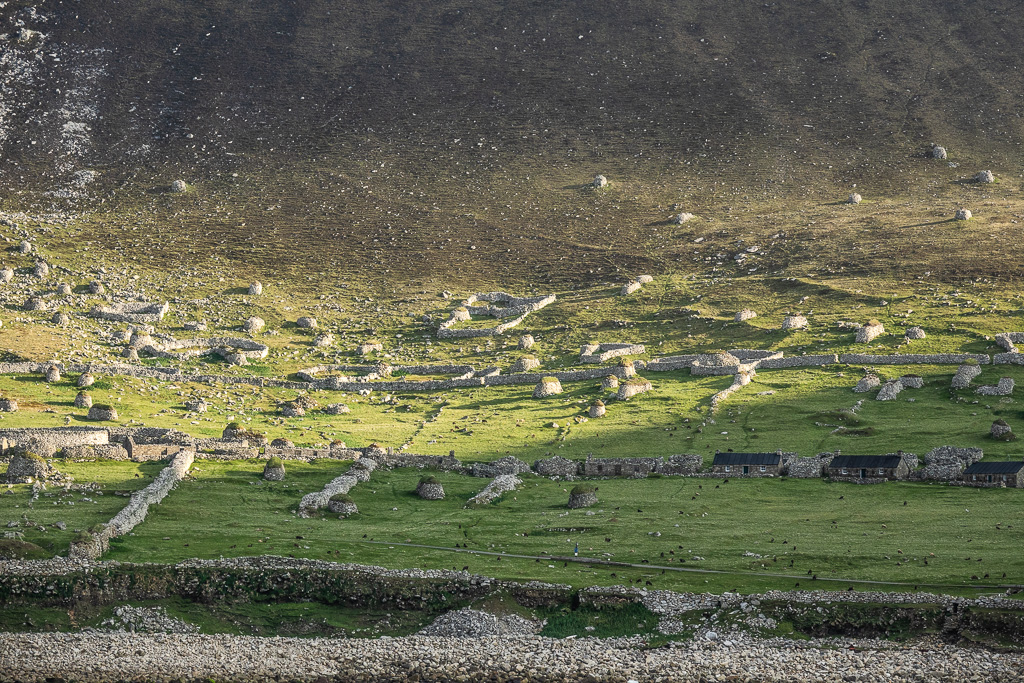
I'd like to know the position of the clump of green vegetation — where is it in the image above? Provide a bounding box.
[329,493,353,504]
[21,452,46,463]
[539,602,660,639]
[266,457,284,468]
[72,530,93,545]
[866,318,881,327]
[570,484,596,495]
[965,358,980,366]
[419,475,440,486]
[617,358,633,367]
[0,539,49,560]
[592,399,604,407]
[92,403,114,411]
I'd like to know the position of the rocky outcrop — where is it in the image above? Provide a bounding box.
[974,170,995,183]
[248,282,263,296]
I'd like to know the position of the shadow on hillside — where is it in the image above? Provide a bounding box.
[898,218,957,229]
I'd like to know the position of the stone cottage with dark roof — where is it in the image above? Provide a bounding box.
[826,454,910,482]
[962,461,1024,488]
[711,451,783,477]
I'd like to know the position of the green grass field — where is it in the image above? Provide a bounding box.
[101,461,1024,595]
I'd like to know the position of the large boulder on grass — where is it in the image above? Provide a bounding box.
[781,315,808,331]
[296,316,317,329]
[735,309,757,322]
[243,316,265,333]
[518,335,535,350]
[416,476,445,500]
[248,282,263,296]
[263,457,286,481]
[568,484,598,509]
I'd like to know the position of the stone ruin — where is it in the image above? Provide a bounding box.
[905,326,926,340]
[90,301,169,323]
[567,486,598,509]
[44,365,61,383]
[990,420,1013,441]
[787,454,829,478]
[533,455,577,479]
[357,341,383,355]
[23,296,48,312]
[592,174,608,188]
[955,208,972,221]
[911,446,983,481]
[735,309,757,322]
[467,474,521,505]
[532,377,562,398]
[952,363,982,389]
[900,375,924,389]
[601,375,619,389]
[856,321,884,344]
[296,316,318,329]
[51,312,69,325]
[973,170,995,184]
[135,335,269,366]
[853,375,880,393]
[470,455,531,479]
[875,380,903,401]
[588,400,606,418]
[3,452,54,483]
[437,292,555,339]
[509,357,540,373]
[848,193,862,204]
[976,378,1014,396]
[617,377,652,400]
[781,315,808,330]
[89,280,105,294]
[88,405,119,421]
[328,495,358,516]
[579,343,645,363]
[323,403,351,415]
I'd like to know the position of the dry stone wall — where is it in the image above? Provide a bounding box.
[467,474,521,505]
[839,353,989,365]
[579,343,645,363]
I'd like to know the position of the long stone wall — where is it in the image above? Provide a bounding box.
[756,354,839,369]
[838,353,990,365]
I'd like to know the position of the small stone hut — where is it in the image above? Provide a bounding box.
[4,452,52,483]
[74,392,93,409]
[567,484,598,509]
[87,404,119,421]
[263,458,286,481]
[588,400,606,418]
[533,377,562,398]
[416,476,445,500]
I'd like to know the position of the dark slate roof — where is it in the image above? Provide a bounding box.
[964,461,1024,475]
[829,455,903,469]
[713,452,781,466]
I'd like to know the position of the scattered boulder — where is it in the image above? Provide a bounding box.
[955,208,972,221]
[51,312,69,325]
[621,281,642,295]
[56,283,72,296]
[17,240,32,254]
[33,261,49,278]
[74,392,93,409]
[170,180,188,193]
[533,377,562,398]
[509,356,540,373]
[44,365,61,383]
[735,309,757,322]
[263,457,286,481]
[0,267,13,282]
[183,321,207,331]
[243,316,265,333]
[87,404,119,421]
[248,282,263,296]
[357,341,383,355]
[567,484,598,509]
[973,170,995,184]
[281,402,306,417]
[853,375,880,393]
[88,281,105,294]
[588,400,606,418]
[781,315,808,330]
[77,372,95,388]
[876,380,903,401]
[856,319,885,343]
[636,275,654,284]
[313,333,334,348]
[617,377,652,400]
[518,334,534,350]
[991,419,1014,441]
[671,212,695,224]
[592,174,608,188]
[905,326,926,340]
[602,375,619,389]
[848,193,862,204]
[0,397,18,412]
[296,316,317,329]
[416,476,445,500]
[323,403,351,415]
[930,144,947,160]
[4,452,52,483]
[327,493,358,516]
[23,297,48,312]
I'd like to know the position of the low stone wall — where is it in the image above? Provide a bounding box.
[298,459,378,516]
[0,428,110,456]
[534,456,579,478]
[579,343,645,363]
[374,452,464,471]
[69,450,194,561]
[469,456,531,478]
[756,354,839,369]
[467,474,521,505]
[787,456,827,478]
[838,353,990,365]
[993,353,1024,365]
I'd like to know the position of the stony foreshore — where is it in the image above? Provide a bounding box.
[2,632,1022,682]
